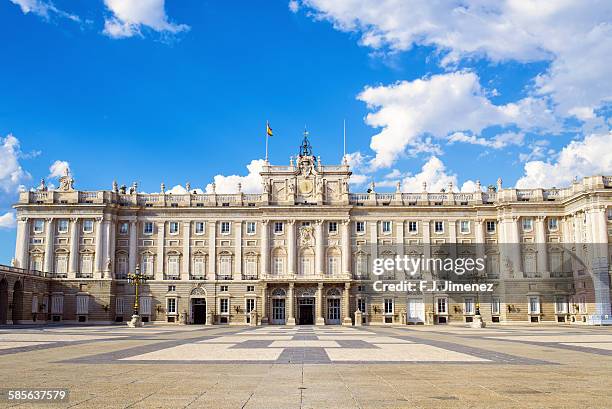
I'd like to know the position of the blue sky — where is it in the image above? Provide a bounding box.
[0,0,610,263]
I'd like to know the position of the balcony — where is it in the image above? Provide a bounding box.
[216,274,233,280]
[190,275,206,280]
[164,274,180,280]
[241,274,258,280]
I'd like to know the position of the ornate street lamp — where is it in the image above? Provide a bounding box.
[127,265,148,327]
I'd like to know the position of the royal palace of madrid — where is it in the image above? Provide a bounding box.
[1,135,611,327]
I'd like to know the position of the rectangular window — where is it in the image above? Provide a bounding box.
[246,222,256,234]
[384,298,394,314]
[460,220,470,234]
[486,221,496,233]
[301,221,310,227]
[245,258,257,276]
[247,285,255,292]
[33,219,44,233]
[273,257,284,274]
[434,221,444,233]
[529,296,540,314]
[141,255,154,277]
[355,221,365,233]
[55,255,68,274]
[357,298,367,314]
[57,219,69,233]
[491,297,500,315]
[246,298,255,313]
[81,255,93,275]
[522,218,533,231]
[83,220,94,233]
[328,221,338,233]
[220,298,229,314]
[143,222,154,235]
[382,221,392,234]
[119,222,129,235]
[193,257,205,276]
[220,285,228,292]
[168,285,176,292]
[274,222,284,234]
[168,255,180,276]
[464,297,474,314]
[555,296,568,314]
[220,222,231,234]
[437,297,447,314]
[328,257,338,275]
[548,218,558,231]
[195,222,205,234]
[408,221,418,233]
[169,222,179,234]
[220,256,232,275]
[167,298,176,314]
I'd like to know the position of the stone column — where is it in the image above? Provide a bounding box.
[260,220,269,278]
[448,219,457,260]
[369,221,378,261]
[208,221,216,279]
[475,218,485,260]
[103,218,112,278]
[234,221,242,280]
[260,283,268,324]
[535,216,548,277]
[315,220,324,276]
[287,282,296,325]
[94,217,104,278]
[421,220,431,269]
[499,216,521,278]
[342,282,352,326]
[128,220,137,273]
[396,220,404,258]
[315,282,325,325]
[287,220,296,275]
[43,218,54,273]
[341,220,351,277]
[589,207,611,323]
[14,217,29,269]
[182,221,191,280]
[156,221,165,280]
[68,218,79,278]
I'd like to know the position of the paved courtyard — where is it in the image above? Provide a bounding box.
[1,324,611,408]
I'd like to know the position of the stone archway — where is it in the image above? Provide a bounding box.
[12,280,24,324]
[0,278,8,324]
[190,287,207,325]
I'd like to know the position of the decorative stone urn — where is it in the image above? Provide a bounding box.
[354,310,363,327]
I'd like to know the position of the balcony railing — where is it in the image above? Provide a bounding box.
[241,274,259,280]
[216,274,233,280]
[164,274,180,280]
[190,274,207,280]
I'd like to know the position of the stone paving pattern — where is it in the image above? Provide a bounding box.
[0,324,611,408]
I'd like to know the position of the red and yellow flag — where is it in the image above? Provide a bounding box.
[266,121,273,137]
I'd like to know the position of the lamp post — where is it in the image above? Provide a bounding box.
[468,269,486,328]
[127,265,148,327]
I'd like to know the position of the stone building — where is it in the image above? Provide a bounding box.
[4,134,612,326]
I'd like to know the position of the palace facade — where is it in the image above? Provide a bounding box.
[3,136,612,326]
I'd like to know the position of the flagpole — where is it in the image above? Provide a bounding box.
[343,119,346,163]
[265,121,269,162]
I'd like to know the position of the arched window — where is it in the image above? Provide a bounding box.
[116,254,128,277]
[299,248,314,276]
[167,253,180,277]
[327,248,341,276]
[141,253,155,277]
[271,288,286,297]
[55,253,68,275]
[272,248,286,276]
[193,253,206,277]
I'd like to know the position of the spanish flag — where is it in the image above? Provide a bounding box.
[266,121,273,137]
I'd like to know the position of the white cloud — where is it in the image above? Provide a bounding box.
[206,159,265,194]
[516,132,612,188]
[358,72,555,169]
[397,156,481,193]
[349,173,368,186]
[0,134,31,194]
[384,169,401,179]
[0,211,16,229]
[48,160,70,179]
[448,131,524,149]
[299,0,612,116]
[289,0,299,13]
[10,0,80,22]
[103,0,190,39]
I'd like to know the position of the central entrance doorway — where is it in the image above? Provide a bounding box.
[297,297,314,325]
[192,298,206,324]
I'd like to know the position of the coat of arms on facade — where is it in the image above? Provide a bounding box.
[299,225,314,247]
